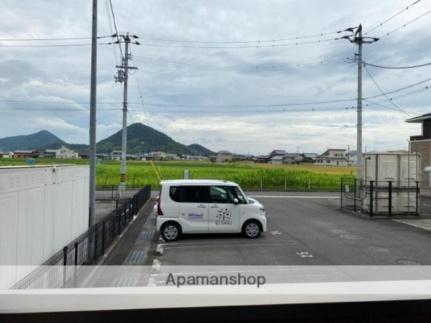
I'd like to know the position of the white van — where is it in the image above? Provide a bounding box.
[156,179,267,241]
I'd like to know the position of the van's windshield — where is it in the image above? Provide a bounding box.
[233,186,248,204]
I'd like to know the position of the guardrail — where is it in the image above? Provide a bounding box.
[12,185,152,289]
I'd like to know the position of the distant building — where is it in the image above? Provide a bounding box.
[269,149,286,158]
[96,153,110,160]
[182,154,209,161]
[316,149,348,166]
[45,145,78,159]
[79,151,89,159]
[283,153,304,164]
[407,113,431,190]
[269,155,284,165]
[254,155,270,163]
[347,150,357,166]
[301,153,318,163]
[148,151,179,160]
[1,152,13,159]
[216,150,233,163]
[110,150,123,161]
[13,150,39,158]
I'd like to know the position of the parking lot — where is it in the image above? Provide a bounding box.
[151,191,431,266]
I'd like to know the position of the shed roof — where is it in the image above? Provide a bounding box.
[406,113,431,123]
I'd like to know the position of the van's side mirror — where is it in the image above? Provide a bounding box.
[233,198,239,205]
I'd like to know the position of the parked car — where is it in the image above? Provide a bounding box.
[156,179,267,241]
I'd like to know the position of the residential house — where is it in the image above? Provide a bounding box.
[1,152,13,159]
[347,150,357,166]
[13,150,39,158]
[254,155,270,163]
[283,153,304,164]
[316,149,348,166]
[269,149,286,158]
[216,150,233,163]
[45,145,79,159]
[301,153,318,163]
[148,151,179,160]
[96,153,110,160]
[406,113,431,190]
[110,150,123,160]
[269,155,284,165]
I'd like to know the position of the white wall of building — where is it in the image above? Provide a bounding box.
[0,165,89,288]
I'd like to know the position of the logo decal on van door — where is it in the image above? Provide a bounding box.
[188,213,204,220]
[216,208,232,225]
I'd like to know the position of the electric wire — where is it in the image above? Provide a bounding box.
[364,65,412,116]
[365,0,423,34]
[138,30,344,44]
[108,0,124,58]
[380,9,431,37]
[364,61,431,69]
[0,42,111,48]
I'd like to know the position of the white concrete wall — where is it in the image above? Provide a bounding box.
[0,165,89,288]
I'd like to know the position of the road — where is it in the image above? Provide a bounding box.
[152,192,431,266]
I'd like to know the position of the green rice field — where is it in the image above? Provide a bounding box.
[0,158,354,191]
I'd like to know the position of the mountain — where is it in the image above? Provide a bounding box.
[0,130,65,151]
[97,123,213,155]
[0,123,215,156]
[187,143,214,156]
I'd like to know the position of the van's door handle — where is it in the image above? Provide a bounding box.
[197,204,207,208]
[210,204,219,208]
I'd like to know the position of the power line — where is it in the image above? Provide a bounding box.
[136,37,339,49]
[104,0,119,63]
[0,42,111,48]
[380,9,431,37]
[365,0,423,34]
[365,76,431,100]
[0,35,111,41]
[108,0,123,58]
[364,65,412,116]
[128,106,357,115]
[364,99,413,115]
[0,106,120,111]
[364,60,431,69]
[137,30,344,44]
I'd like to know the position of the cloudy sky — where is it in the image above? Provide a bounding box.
[0,0,430,154]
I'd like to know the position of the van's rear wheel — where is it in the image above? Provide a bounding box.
[161,222,181,241]
[243,220,261,239]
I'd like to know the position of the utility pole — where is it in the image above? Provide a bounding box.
[112,33,139,197]
[347,144,351,166]
[356,25,363,186]
[339,25,378,188]
[89,0,97,227]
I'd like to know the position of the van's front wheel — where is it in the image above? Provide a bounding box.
[161,222,181,241]
[242,220,261,239]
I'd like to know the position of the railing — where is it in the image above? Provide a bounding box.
[341,178,420,216]
[96,185,146,200]
[12,185,152,289]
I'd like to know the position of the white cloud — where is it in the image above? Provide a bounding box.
[0,0,429,154]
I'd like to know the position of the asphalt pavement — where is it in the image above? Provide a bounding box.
[151,191,431,266]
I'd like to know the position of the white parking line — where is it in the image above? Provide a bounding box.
[160,242,295,249]
[393,219,431,232]
[249,195,339,199]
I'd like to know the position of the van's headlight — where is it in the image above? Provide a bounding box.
[259,207,265,212]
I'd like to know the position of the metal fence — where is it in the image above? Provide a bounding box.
[341,178,420,216]
[96,185,146,200]
[12,185,152,289]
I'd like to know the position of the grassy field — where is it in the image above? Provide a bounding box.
[0,158,354,191]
